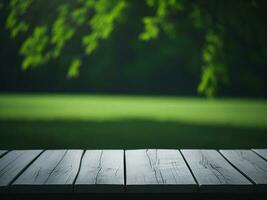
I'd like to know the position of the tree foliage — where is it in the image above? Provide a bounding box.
[3,0,267,97]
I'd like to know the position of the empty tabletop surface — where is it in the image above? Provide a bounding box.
[75,150,124,192]
[126,149,197,192]
[252,149,267,160]
[220,150,267,191]
[181,149,252,192]
[12,150,83,193]
[0,149,266,194]
[0,150,43,191]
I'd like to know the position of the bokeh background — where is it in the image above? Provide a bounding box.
[0,0,267,149]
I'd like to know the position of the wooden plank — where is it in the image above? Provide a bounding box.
[220,150,267,192]
[126,149,197,193]
[12,150,83,193]
[75,150,124,193]
[0,150,7,158]
[181,150,252,193]
[0,150,42,192]
[252,149,267,160]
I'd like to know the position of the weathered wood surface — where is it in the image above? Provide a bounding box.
[181,150,252,193]
[75,150,124,193]
[220,150,267,192]
[0,150,42,192]
[12,150,83,193]
[0,149,266,194]
[252,149,267,160]
[126,149,197,192]
[0,150,7,158]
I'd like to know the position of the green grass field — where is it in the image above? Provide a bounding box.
[0,94,267,149]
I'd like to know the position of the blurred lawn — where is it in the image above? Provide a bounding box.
[0,94,267,149]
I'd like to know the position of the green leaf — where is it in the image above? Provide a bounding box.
[20,26,49,70]
[67,58,82,78]
[139,17,159,41]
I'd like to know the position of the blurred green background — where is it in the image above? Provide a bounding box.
[1,94,266,149]
[0,0,267,149]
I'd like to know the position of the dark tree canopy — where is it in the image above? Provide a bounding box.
[1,0,267,97]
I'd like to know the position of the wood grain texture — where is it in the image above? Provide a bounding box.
[12,150,83,193]
[181,150,252,193]
[126,149,197,193]
[252,149,267,160]
[220,150,267,192]
[75,150,124,193]
[0,150,7,158]
[0,150,42,192]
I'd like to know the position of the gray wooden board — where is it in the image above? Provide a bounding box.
[75,150,124,193]
[12,150,83,193]
[220,150,267,192]
[252,149,267,160]
[181,150,252,193]
[0,150,7,158]
[0,150,42,192]
[126,149,197,193]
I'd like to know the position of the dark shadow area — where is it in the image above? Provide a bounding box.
[1,193,267,200]
[0,119,266,149]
